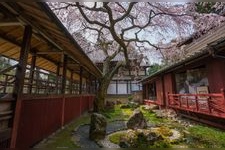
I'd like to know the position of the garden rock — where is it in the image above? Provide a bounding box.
[119,139,130,148]
[128,101,139,109]
[146,131,163,144]
[105,101,115,109]
[143,104,159,111]
[153,109,177,119]
[127,109,147,129]
[116,100,122,105]
[89,113,107,140]
[120,104,130,109]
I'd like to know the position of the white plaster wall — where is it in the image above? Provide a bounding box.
[107,83,116,94]
[118,83,127,94]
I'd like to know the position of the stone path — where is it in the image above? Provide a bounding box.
[73,120,126,148]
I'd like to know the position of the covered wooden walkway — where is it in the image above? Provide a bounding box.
[0,2,101,148]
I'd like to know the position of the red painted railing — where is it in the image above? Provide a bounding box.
[144,99,163,106]
[168,89,225,119]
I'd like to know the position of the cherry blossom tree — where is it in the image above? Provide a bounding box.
[49,2,193,112]
[158,2,225,65]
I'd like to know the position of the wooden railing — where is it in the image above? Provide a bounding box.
[168,89,225,118]
[0,65,97,148]
[144,99,163,106]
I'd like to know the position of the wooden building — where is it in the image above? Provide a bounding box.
[142,25,225,128]
[0,2,101,148]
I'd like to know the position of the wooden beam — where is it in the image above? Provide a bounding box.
[79,66,83,95]
[11,25,32,148]
[0,18,21,26]
[0,32,59,66]
[1,3,101,78]
[61,54,67,94]
[13,26,32,95]
[36,51,63,55]
[28,52,36,94]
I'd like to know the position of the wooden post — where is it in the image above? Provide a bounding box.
[186,97,189,109]
[70,71,73,94]
[126,80,129,94]
[35,68,40,94]
[144,67,147,76]
[145,83,148,99]
[94,78,97,93]
[79,66,83,95]
[142,84,146,99]
[11,25,32,148]
[167,92,170,105]
[61,55,67,94]
[61,55,67,127]
[3,75,8,93]
[221,88,225,105]
[45,75,50,94]
[28,52,36,94]
[195,95,199,111]
[88,73,91,94]
[56,63,60,94]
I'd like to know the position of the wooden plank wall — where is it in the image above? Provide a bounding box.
[14,95,94,148]
[156,77,164,105]
[163,73,175,107]
[207,59,225,93]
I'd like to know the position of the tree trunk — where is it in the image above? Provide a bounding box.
[94,77,111,112]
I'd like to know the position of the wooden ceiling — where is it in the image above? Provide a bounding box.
[0,2,102,79]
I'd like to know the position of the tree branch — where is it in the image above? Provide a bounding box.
[115,2,137,22]
[76,2,110,29]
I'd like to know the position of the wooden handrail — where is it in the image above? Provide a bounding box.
[0,64,17,75]
[168,91,225,118]
[168,93,223,97]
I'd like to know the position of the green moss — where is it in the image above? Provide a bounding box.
[156,126,173,137]
[43,115,90,148]
[103,105,134,121]
[102,105,124,121]
[140,106,166,124]
[186,125,225,148]
[109,132,126,144]
[149,140,172,148]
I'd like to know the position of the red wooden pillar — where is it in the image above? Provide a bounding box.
[70,71,73,94]
[11,26,32,148]
[94,78,97,93]
[61,55,67,94]
[28,52,36,94]
[88,73,91,94]
[56,63,60,94]
[79,66,83,95]
[61,54,67,126]
[145,83,148,99]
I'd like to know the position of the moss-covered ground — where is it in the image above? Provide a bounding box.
[106,105,225,148]
[36,114,90,148]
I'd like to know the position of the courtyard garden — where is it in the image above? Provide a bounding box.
[36,103,225,148]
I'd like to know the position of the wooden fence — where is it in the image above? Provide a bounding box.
[168,89,225,119]
[0,94,94,148]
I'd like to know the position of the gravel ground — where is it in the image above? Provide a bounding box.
[73,120,126,148]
